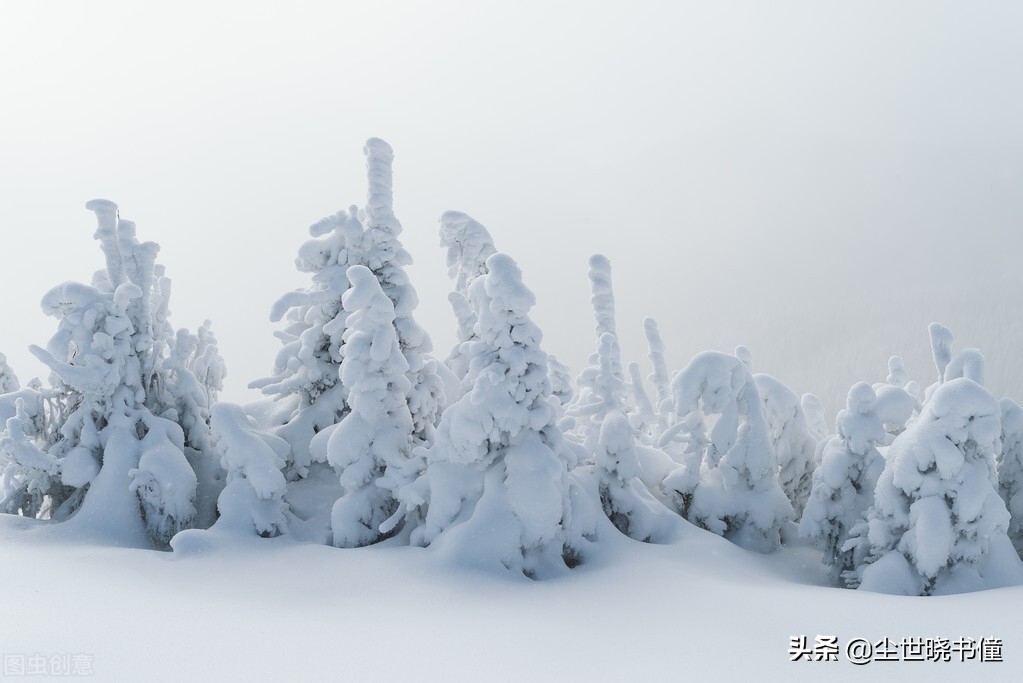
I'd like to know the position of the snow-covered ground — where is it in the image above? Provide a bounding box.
[1,514,1017,682]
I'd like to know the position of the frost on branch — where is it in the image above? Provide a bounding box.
[663,351,792,552]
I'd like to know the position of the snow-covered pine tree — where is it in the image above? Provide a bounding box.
[248,205,363,479]
[567,254,627,440]
[643,317,677,446]
[399,253,579,578]
[852,376,1022,595]
[886,355,910,388]
[251,139,446,478]
[923,322,955,402]
[361,139,446,450]
[0,200,223,546]
[326,265,415,547]
[0,397,59,517]
[871,383,920,445]
[799,382,886,581]
[439,210,497,296]
[547,355,574,409]
[586,254,622,379]
[627,361,658,442]
[662,351,792,552]
[210,402,290,537]
[997,397,1023,559]
[589,334,676,542]
[801,393,828,445]
[754,373,817,517]
[0,354,19,394]
[438,210,497,383]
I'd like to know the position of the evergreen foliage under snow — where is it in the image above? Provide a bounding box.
[1,139,1022,596]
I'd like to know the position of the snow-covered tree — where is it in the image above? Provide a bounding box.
[799,382,886,580]
[801,393,828,444]
[0,354,19,394]
[211,403,290,537]
[0,200,223,546]
[627,361,658,441]
[568,254,627,439]
[439,210,497,296]
[0,397,59,517]
[642,317,678,448]
[871,383,920,445]
[361,139,446,449]
[547,355,574,408]
[997,397,1023,558]
[247,206,361,478]
[886,355,910,388]
[663,351,792,552]
[399,253,579,578]
[589,335,676,542]
[929,323,954,381]
[755,373,817,517]
[586,254,622,378]
[644,318,672,415]
[438,210,497,383]
[252,139,445,477]
[326,265,415,547]
[851,378,1021,595]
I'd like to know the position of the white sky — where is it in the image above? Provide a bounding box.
[2,1,1022,417]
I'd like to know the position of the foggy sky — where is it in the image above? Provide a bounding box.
[2,0,1022,419]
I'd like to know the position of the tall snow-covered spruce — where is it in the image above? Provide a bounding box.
[565,254,675,542]
[0,200,223,546]
[250,138,446,481]
[326,266,415,547]
[399,253,581,578]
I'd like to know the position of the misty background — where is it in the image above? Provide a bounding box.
[1,1,1021,422]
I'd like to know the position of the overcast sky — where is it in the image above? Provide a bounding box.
[2,1,1022,417]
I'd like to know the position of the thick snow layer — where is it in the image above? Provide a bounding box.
[2,515,1020,682]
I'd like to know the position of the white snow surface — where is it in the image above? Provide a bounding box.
[2,514,1020,682]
